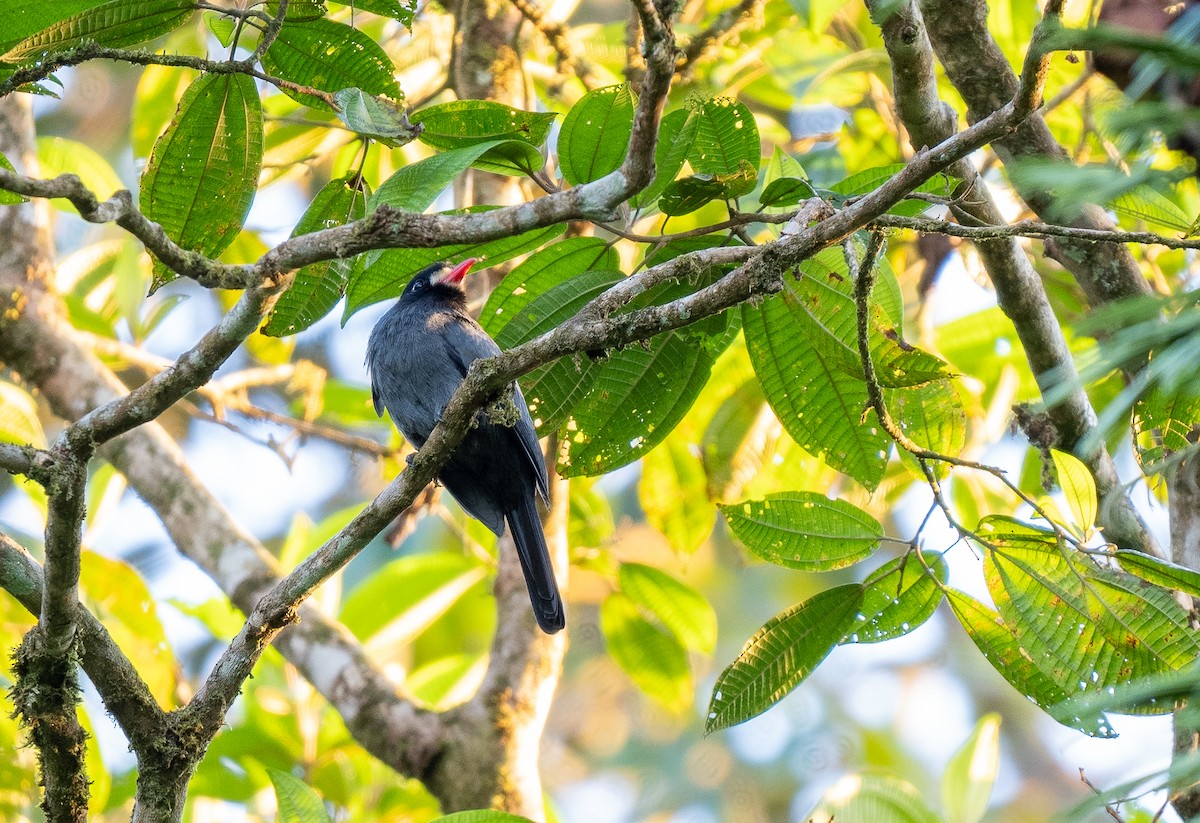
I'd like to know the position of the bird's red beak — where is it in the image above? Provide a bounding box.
[437,258,478,287]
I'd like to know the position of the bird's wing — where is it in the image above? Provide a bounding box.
[513,384,550,502]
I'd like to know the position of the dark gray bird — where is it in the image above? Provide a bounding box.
[366,258,565,634]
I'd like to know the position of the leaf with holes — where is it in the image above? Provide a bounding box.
[262,19,400,110]
[741,291,890,491]
[558,83,636,185]
[1133,386,1200,473]
[620,563,717,654]
[561,330,714,477]
[602,593,692,711]
[631,107,698,209]
[986,539,1200,717]
[706,584,861,732]
[3,0,193,63]
[262,175,368,337]
[842,553,946,644]
[688,97,760,197]
[721,491,883,571]
[946,587,1113,737]
[140,72,262,288]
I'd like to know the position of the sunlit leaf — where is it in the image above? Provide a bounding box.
[1050,449,1097,539]
[721,491,883,571]
[1115,549,1200,598]
[706,584,861,732]
[807,773,941,823]
[3,0,193,63]
[841,553,946,644]
[558,83,636,185]
[0,380,46,448]
[631,107,698,209]
[639,434,715,555]
[268,768,331,823]
[262,19,400,110]
[688,97,760,197]
[36,136,124,210]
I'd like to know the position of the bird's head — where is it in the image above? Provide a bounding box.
[399,258,478,307]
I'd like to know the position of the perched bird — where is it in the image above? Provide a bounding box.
[366,258,565,634]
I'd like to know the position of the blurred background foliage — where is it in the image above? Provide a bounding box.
[2,0,1199,820]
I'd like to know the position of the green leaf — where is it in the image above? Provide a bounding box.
[942,713,1001,823]
[806,774,941,823]
[429,812,535,823]
[830,164,952,216]
[1051,449,1097,539]
[2,0,193,63]
[631,107,698,209]
[985,538,1200,717]
[0,152,27,205]
[601,593,692,711]
[619,563,717,654]
[561,330,713,476]
[369,140,521,213]
[0,381,45,448]
[1114,549,1200,599]
[741,292,890,491]
[268,768,332,823]
[1110,187,1192,233]
[334,0,415,26]
[1,1,98,54]
[1133,386,1200,473]
[639,434,716,554]
[333,89,422,148]
[80,551,177,707]
[842,553,946,644]
[413,100,556,150]
[131,62,197,159]
[558,83,636,185]
[339,553,488,642]
[480,240,621,431]
[720,491,883,571]
[36,136,124,210]
[688,97,760,197]
[262,174,368,336]
[406,653,486,710]
[759,176,815,207]
[946,587,1112,736]
[659,162,757,215]
[343,214,565,317]
[140,72,263,287]
[261,19,400,110]
[885,379,966,462]
[706,584,861,732]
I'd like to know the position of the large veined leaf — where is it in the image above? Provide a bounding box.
[706,584,861,732]
[261,18,400,110]
[333,0,416,26]
[3,0,193,63]
[1110,186,1192,234]
[481,241,621,431]
[131,63,196,159]
[806,774,941,823]
[262,174,369,336]
[557,83,636,186]
[742,291,890,490]
[985,536,1200,717]
[720,491,883,571]
[631,107,698,209]
[342,214,565,317]
[687,97,760,197]
[2,1,98,54]
[1114,549,1200,598]
[884,378,966,462]
[830,164,953,217]
[368,140,520,213]
[841,553,946,644]
[946,587,1113,737]
[619,563,717,654]
[601,593,692,711]
[561,330,714,476]
[140,72,262,287]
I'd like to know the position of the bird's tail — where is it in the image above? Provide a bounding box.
[506,497,565,634]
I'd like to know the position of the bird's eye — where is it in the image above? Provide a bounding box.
[411,279,424,291]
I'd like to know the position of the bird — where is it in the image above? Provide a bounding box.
[365,258,565,634]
